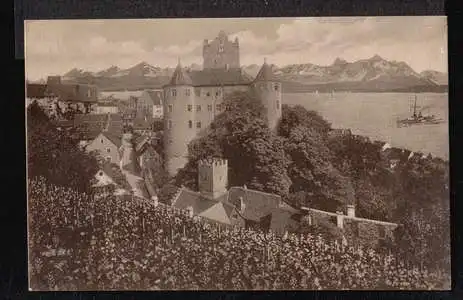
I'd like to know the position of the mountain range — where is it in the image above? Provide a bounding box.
[60,56,448,93]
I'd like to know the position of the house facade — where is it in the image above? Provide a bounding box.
[86,132,122,164]
[26,76,98,118]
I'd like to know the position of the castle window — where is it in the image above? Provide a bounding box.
[196,105,201,112]
[196,122,202,129]
[188,120,192,128]
[172,89,177,97]
[186,89,191,96]
[276,100,280,110]
[207,105,212,111]
[187,105,192,112]
[168,105,173,113]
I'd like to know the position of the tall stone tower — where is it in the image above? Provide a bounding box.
[163,61,196,176]
[198,158,228,199]
[253,59,282,132]
[203,30,240,70]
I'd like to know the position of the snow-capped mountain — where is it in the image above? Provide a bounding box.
[61,57,447,92]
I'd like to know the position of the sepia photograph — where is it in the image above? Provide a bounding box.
[25,17,449,290]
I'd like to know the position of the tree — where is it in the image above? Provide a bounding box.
[279,104,331,138]
[175,91,291,197]
[284,126,354,211]
[27,102,99,192]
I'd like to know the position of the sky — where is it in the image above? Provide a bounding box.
[24,17,448,81]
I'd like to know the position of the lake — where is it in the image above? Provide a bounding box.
[284,92,449,160]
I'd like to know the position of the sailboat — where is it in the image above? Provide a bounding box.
[396,94,444,127]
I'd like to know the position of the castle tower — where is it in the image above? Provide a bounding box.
[198,158,228,199]
[253,58,282,132]
[203,30,240,70]
[163,60,196,176]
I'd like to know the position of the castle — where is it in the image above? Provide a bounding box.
[163,30,283,176]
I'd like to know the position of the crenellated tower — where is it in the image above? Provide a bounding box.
[163,60,196,176]
[198,158,228,199]
[252,58,282,132]
[203,30,240,70]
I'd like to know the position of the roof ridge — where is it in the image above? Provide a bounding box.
[229,186,281,198]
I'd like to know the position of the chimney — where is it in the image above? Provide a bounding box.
[336,211,344,229]
[347,204,355,218]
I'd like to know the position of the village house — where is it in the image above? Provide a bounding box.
[86,131,122,164]
[171,158,301,233]
[132,90,164,119]
[26,76,98,118]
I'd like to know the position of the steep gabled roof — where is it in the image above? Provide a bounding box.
[144,90,163,105]
[167,63,193,86]
[228,187,281,222]
[254,61,279,82]
[101,131,122,148]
